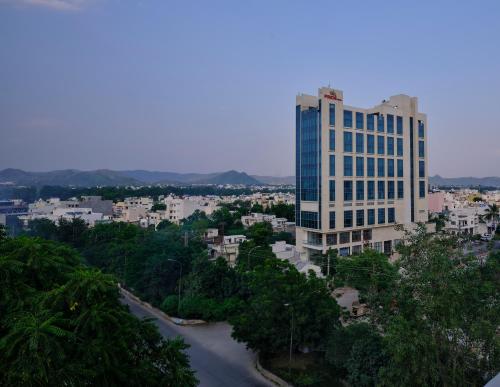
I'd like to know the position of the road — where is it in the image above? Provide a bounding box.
[121,292,273,387]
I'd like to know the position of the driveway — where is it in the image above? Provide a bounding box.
[121,291,273,387]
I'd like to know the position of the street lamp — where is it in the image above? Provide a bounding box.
[168,259,182,316]
[284,303,293,375]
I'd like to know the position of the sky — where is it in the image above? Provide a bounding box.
[1,0,499,177]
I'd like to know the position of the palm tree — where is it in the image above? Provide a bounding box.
[483,203,499,223]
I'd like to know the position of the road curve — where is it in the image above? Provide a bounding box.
[121,291,273,387]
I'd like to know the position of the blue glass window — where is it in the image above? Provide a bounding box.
[377,136,385,155]
[387,136,394,155]
[419,181,426,198]
[344,210,353,228]
[387,159,394,177]
[367,181,375,200]
[344,181,353,201]
[378,181,385,199]
[419,160,425,177]
[329,211,336,229]
[387,114,394,133]
[344,131,353,152]
[329,155,335,177]
[356,157,364,177]
[368,209,375,225]
[419,140,425,157]
[367,134,375,154]
[397,159,404,177]
[378,208,385,224]
[388,208,395,223]
[300,211,319,229]
[397,181,404,199]
[388,181,395,199]
[377,158,385,177]
[396,116,403,135]
[418,120,425,138]
[367,114,375,131]
[356,133,364,153]
[298,107,320,202]
[344,110,353,128]
[397,138,403,156]
[329,180,335,201]
[329,104,335,126]
[344,156,353,176]
[377,114,384,132]
[356,112,364,129]
[356,180,364,201]
[329,130,335,151]
[356,209,364,226]
[367,157,375,177]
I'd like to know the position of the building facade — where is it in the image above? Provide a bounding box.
[295,87,429,257]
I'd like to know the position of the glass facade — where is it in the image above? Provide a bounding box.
[344,156,353,176]
[378,208,385,224]
[298,107,320,202]
[419,181,426,198]
[330,154,335,177]
[329,211,336,229]
[367,134,375,154]
[387,114,394,133]
[397,159,404,177]
[356,112,364,129]
[377,135,385,155]
[419,140,425,157]
[367,114,374,131]
[387,159,394,177]
[329,130,335,151]
[388,208,395,223]
[397,138,403,156]
[367,157,375,177]
[301,211,319,229]
[356,133,364,153]
[367,181,375,200]
[356,210,364,226]
[397,116,403,135]
[419,160,425,177]
[388,181,395,199]
[344,210,353,228]
[329,180,335,201]
[377,114,385,132]
[329,103,335,126]
[377,158,385,177]
[344,181,353,201]
[344,131,353,152]
[387,136,394,155]
[356,157,364,177]
[378,181,385,199]
[344,110,353,128]
[356,180,364,201]
[418,120,425,138]
[397,180,404,199]
[368,209,375,225]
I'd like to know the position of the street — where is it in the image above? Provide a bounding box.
[121,292,274,387]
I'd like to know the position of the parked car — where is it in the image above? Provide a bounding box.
[481,233,493,241]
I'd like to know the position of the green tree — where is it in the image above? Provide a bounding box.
[246,221,273,246]
[151,202,166,212]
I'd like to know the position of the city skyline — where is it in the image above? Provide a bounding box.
[1,0,499,177]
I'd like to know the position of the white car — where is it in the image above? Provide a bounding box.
[481,234,493,242]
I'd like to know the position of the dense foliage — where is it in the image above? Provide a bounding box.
[0,235,197,386]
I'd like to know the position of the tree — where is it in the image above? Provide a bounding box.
[231,258,340,355]
[151,203,166,212]
[246,222,273,246]
[483,203,499,224]
[266,203,295,221]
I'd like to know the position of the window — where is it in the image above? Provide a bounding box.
[388,208,395,223]
[344,181,353,201]
[377,158,385,177]
[356,112,364,129]
[387,114,394,133]
[397,116,403,135]
[344,110,353,128]
[363,229,372,240]
[344,131,353,152]
[397,159,404,177]
[344,210,353,228]
[367,134,375,154]
[367,114,374,131]
[378,208,385,224]
[419,181,426,198]
[356,133,364,153]
[387,159,394,177]
[367,157,375,177]
[329,130,335,151]
[329,211,336,229]
[339,232,350,244]
[326,233,337,245]
[377,135,385,155]
[374,241,383,252]
[339,247,350,256]
[329,180,335,201]
[368,209,375,225]
[419,140,425,157]
[352,231,362,243]
[388,181,395,199]
[356,210,364,226]
[378,181,385,199]
[367,181,375,200]
[344,156,353,176]
[356,157,364,177]
[387,136,394,155]
[397,138,403,156]
[356,180,364,201]
[329,155,335,176]
[418,120,425,138]
[300,211,319,229]
[397,181,404,199]
[419,160,425,177]
[377,114,385,132]
[329,103,335,126]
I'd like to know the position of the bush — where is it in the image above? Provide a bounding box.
[160,295,179,316]
[161,295,242,321]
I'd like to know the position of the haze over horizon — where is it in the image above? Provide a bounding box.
[1,0,499,178]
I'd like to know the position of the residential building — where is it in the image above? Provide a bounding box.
[295,87,429,257]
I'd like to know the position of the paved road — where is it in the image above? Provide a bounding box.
[121,292,273,387]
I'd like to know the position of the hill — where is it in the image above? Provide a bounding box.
[192,170,261,185]
[430,175,500,188]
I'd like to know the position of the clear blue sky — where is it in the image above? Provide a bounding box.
[1,0,499,177]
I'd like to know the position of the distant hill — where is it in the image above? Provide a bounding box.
[119,170,217,184]
[252,175,295,185]
[0,168,140,187]
[430,175,500,188]
[192,170,261,185]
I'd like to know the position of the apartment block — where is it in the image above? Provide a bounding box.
[295,87,429,257]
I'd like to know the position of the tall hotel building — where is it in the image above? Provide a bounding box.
[295,87,428,258]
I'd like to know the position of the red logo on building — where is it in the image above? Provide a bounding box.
[324,93,342,102]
